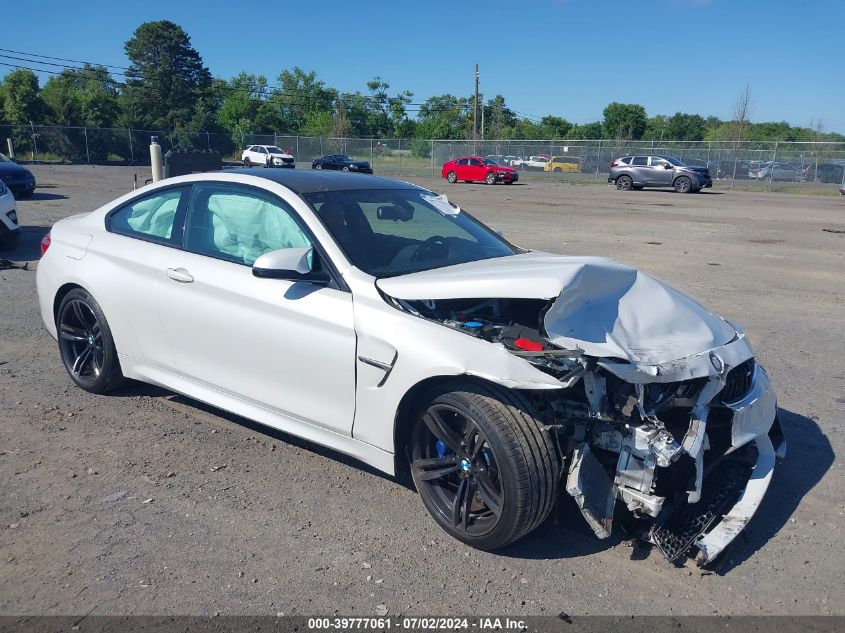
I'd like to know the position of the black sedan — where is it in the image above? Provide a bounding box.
[311,154,373,174]
[0,154,36,198]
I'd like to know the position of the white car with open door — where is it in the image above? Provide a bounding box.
[36,168,784,565]
[241,145,295,168]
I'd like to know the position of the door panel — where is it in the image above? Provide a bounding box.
[157,253,356,434]
[156,182,357,435]
[629,156,650,183]
[649,157,674,186]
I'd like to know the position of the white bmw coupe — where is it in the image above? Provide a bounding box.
[36,169,784,565]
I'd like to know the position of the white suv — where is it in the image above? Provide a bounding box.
[241,145,296,169]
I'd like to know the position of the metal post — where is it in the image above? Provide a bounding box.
[6,137,14,159]
[83,127,91,164]
[430,140,435,179]
[30,121,37,161]
[128,128,134,164]
[207,131,211,151]
[596,139,601,178]
[398,138,402,176]
[296,136,300,164]
[769,142,778,191]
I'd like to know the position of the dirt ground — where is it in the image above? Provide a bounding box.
[1,165,843,616]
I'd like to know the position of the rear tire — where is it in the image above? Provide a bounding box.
[57,288,125,394]
[446,171,457,183]
[409,381,560,550]
[616,175,633,191]
[674,176,693,193]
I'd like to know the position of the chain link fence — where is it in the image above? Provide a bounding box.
[3,124,844,192]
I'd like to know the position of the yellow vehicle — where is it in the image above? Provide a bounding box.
[544,156,581,173]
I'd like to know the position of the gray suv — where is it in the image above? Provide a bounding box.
[609,155,712,193]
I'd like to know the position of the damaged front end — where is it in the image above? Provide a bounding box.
[387,293,785,567]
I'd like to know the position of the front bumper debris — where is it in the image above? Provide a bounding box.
[564,359,783,566]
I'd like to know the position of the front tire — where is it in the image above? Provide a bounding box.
[409,382,560,550]
[616,175,633,190]
[446,171,457,183]
[674,176,693,193]
[57,288,125,394]
[485,172,497,185]
[243,157,252,167]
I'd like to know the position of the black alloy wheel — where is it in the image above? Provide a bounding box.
[57,289,124,393]
[410,383,560,550]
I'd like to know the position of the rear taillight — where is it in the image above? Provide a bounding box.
[40,232,51,257]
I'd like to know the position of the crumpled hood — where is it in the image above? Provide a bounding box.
[376,252,737,365]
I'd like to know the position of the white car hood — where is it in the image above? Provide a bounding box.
[376,252,737,365]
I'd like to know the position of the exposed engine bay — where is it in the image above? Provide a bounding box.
[387,295,785,567]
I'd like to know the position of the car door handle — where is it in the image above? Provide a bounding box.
[166,267,194,283]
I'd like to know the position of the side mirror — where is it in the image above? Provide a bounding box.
[252,247,331,285]
[664,163,672,169]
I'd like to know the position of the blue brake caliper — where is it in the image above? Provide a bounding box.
[435,440,450,458]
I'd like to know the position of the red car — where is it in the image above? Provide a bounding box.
[441,156,518,185]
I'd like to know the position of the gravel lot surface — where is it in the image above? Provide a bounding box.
[1,165,843,616]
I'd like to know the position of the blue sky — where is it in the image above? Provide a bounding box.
[5,0,844,132]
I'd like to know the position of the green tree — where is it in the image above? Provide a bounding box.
[41,65,119,127]
[602,102,647,139]
[121,20,212,131]
[216,72,267,138]
[268,67,337,134]
[416,94,472,139]
[567,121,604,139]
[2,69,43,124]
[665,112,706,141]
[540,115,572,138]
[484,95,517,140]
[363,76,413,137]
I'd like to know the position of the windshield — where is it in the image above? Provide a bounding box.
[265,146,285,154]
[303,188,517,277]
[483,158,498,166]
[339,155,354,162]
[0,153,11,163]
[661,156,688,167]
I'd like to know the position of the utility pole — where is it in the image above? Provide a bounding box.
[473,64,479,143]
